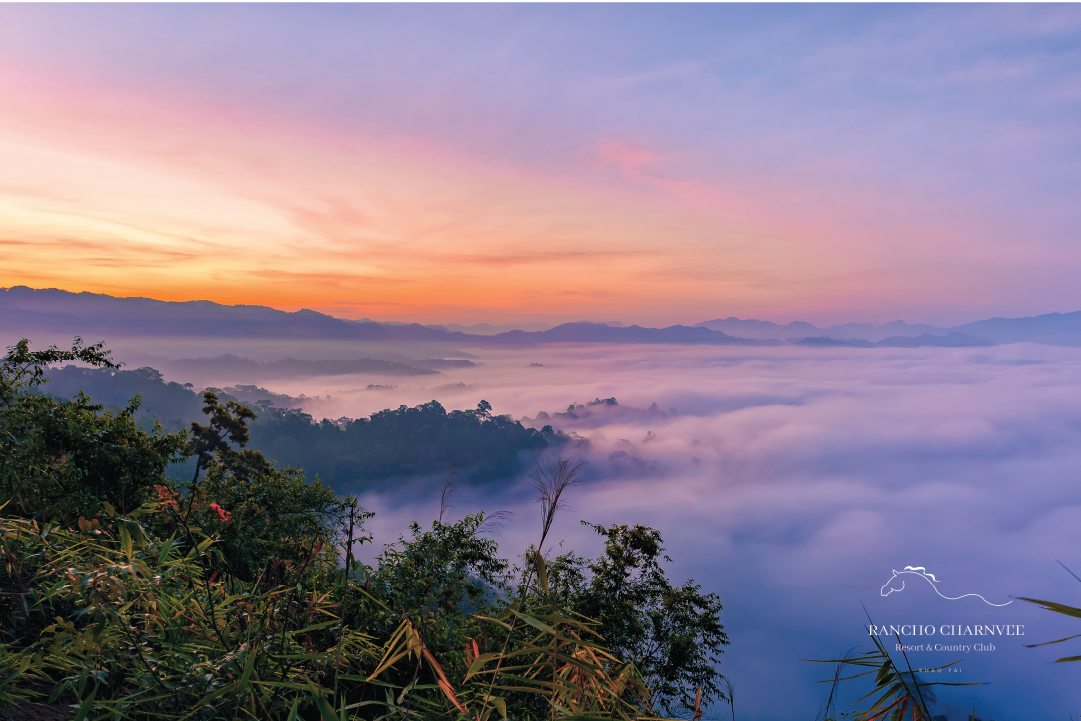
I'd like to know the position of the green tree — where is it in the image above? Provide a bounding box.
[156,391,348,582]
[376,514,511,619]
[0,338,187,520]
[0,339,711,720]
[530,521,730,716]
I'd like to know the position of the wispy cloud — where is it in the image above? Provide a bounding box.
[1,5,1080,326]
[596,139,666,179]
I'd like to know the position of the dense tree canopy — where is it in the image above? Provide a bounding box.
[1,339,188,520]
[524,522,729,715]
[41,364,562,490]
[250,402,551,488]
[0,339,726,719]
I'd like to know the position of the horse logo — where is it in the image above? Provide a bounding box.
[880,566,1012,607]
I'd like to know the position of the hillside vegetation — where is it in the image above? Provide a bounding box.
[42,364,571,490]
[0,338,728,720]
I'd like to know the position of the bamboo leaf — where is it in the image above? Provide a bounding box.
[436,677,467,714]
[1025,633,1081,648]
[288,620,340,635]
[509,608,555,635]
[71,685,98,721]
[1018,597,1081,618]
[535,550,549,597]
[474,615,513,631]
[313,691,339,721]
[119,525,133,561]
[239,643,258,686]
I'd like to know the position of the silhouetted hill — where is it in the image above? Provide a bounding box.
[437,321,554,334]
[951,311,1081,346]
[699,312,1081,346]
[697,316,947,341]
[494,322,773,346]
[790,336,873,348]
[789,332,993,348]
[0,287,773,346]
[38,364,558,488]
[6,286,1081,347]
[1,286,367,340]
[875,332,994,348]
[695,317,822,340]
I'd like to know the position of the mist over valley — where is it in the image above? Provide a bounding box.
[13,319,1081,718]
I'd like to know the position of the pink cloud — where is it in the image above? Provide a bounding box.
[596,138,665,179]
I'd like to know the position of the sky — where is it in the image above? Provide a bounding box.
[1,4,1080,327]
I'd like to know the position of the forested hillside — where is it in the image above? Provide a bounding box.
[42,364,564,489]
[0,338,729,719]
[250,402,557,488]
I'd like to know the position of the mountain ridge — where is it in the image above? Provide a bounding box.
[0,287,773,347]
[4,286,1080,347]
[697,312,1081,346]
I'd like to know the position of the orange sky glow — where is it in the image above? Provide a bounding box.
[0,73,995,327]
[2,5,1079,327]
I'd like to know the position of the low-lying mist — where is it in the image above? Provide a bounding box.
[309,342,1081,720]
[19,331,1081,719]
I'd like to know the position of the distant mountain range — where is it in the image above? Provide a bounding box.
[695,317,944,342]
[353,319,555,334]
[790,332,994,349]
[695,313,1081,346]
[3,286,1081,347]
[0,287,768,347]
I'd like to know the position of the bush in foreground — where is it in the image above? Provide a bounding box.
[0,339,729,720]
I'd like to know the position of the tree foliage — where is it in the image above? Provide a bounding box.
[0,338,726,720]
[1,339,187,520]
[524,522,730,715]
[248,401,555,487]
[40,364,562,488]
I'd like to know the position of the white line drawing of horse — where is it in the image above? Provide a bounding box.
[880,566,1012,607]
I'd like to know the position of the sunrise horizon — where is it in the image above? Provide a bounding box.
[3,5,1081,720]
[4,5,1081,331]
[9,282,1081,331]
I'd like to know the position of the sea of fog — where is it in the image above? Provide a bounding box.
[117,338,1081,719]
